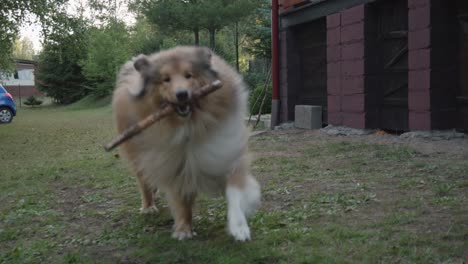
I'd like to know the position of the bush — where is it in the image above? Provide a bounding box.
[249,84,272,115]
[244,71,268,91]
[23,96,43,107]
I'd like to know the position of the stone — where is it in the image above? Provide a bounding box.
[294,105,322,129]
[400,130,465,140]
[320,124,374,136]
[251,130,267,137]
[274,122,295,131]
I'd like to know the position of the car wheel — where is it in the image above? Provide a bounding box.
[0,107,13,123]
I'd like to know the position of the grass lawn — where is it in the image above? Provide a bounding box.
[1,104,467,263]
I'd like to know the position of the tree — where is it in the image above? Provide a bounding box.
[24,96,43,106]
[244,0,271,59]
[36,14,89,104]
[130,17,162,55]
[140,0,203,46]
[80,20,133,97]
[198,0,256,50]
[140,0,256,50]
[12,37,35,60]
[0,0,67,71]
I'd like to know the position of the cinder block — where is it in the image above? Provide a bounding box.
[327,13,341,29]
[409,111,431,130]
[409,90,430,111]
[328,112,343,125]
[341,41,364,60]
[341,22,364,43]
[342,59,364,76]
[409,49,430,70]
[327,62,341,78]
[409,69,431,91]
[342,76,364,95]
[327,46,341,62]
[327,27,341,46]
[409,28,430,50]
[409,6,430,31]
[294,105,323,129]
[327,77,341,95]
[342,112,366,129]
[341,5,365,26]
[408,0,430,9]
[328,96,341,112]
[342,94,365,112]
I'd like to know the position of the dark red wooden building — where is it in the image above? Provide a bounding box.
[273,0,468,131]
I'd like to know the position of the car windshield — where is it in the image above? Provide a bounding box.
[0,86,6,93]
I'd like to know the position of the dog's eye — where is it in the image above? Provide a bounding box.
[163,77,171,83]
[185,73,192,79]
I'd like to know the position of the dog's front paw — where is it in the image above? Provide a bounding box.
[172,230,196,240]
[139,205,159,214]
[229,222,251,242]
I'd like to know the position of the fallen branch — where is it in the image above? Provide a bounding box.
[104,80,223,152]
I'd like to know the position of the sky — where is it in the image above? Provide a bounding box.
[19,0,135,53]
[20,22,42,52]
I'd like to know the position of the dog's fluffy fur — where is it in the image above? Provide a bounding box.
[112,46,260,241]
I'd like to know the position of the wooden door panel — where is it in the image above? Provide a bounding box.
[366,0,409,130]
[293,18,328,124]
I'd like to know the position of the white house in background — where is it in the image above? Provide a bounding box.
[0,59,43,97]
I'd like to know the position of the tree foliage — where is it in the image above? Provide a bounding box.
[197,0,256,49]
[245,0,271,59]
[140,0,257,49]
[32,0,272,104]
[80,20,133,97]
[138,0,203,45]
[24,96,43,106]
[0,0,67,71]
[130,17,162,55]
[36,14,89,104]
[12,37,35,60]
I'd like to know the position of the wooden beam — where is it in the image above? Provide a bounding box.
[280,0,376,28]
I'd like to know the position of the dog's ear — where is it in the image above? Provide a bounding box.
[128,55,150,97]
[195,47,218,78]
[196,47,212,65]
[133,54,150,73]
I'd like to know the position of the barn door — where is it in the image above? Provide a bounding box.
[367,0,409,131]
[293,18,328,124]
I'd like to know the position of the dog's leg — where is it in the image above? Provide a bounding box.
[226,166,261,241]
[166,191,196,240]
[136,171,158,214]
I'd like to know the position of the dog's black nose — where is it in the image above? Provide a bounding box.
[176,90,189,102]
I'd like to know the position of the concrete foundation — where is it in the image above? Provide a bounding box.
[294,105,322,129]
[271,99,280,129]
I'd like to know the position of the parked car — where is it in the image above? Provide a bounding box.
[0,85,17,123]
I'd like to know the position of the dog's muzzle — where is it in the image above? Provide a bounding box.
[174,104,192,117]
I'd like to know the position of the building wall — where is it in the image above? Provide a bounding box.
[279,0,467,131]
[408,0,464,130]
[407,0,432,129]
[326,5,366,128]
[2,69,35,87]
[1,61,43,97]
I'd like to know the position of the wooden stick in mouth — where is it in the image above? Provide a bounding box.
[104,80,223,152]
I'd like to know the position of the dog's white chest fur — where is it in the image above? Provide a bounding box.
[136,112,247,195]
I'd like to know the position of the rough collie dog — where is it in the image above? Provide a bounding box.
[112,46,261,241]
